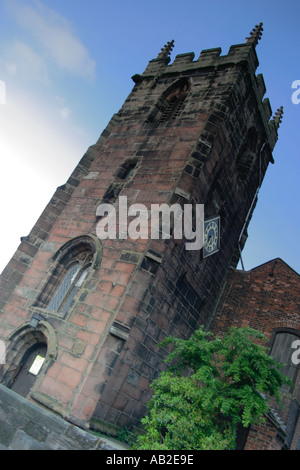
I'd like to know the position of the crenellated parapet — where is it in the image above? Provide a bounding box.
[132,24,282,152]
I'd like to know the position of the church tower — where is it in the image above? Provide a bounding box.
[0,25,282,434]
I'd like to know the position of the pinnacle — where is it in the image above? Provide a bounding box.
[245,23,264,46]
[273,106,284,129]
[157,40,175,59]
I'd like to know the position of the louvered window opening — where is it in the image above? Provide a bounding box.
[160,95,187,123]
[236,152,256,181]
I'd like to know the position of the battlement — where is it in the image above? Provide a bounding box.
[132,25,281,151]
[141,40,259,77]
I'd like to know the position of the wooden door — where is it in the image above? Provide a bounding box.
[10,342,47,397]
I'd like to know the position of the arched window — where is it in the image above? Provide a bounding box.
[236,128,258,182]
[146,78,190,124]
[115,157,139,181]
[159,86,188,122]
[47,261,91,315]
[34,236,101,317]
[270,330,300,396]
[236,151,256,181]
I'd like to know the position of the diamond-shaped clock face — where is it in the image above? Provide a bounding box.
[203,216,220,258]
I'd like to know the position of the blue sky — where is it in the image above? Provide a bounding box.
[0,0,299,275]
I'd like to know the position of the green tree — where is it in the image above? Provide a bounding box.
[135,326,290,450]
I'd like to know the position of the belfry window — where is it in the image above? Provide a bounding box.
[236,128,258,182]
[159,88,188,122]
[146,78,190,124]
[115,158,138,181]
[34,236,101,317]
[236,151,256,181]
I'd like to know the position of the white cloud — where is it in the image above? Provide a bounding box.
[0,88,90,273]
[7,0,96,80]
[3,39,49,84]
[0,1,97,274]
[56,96,72,120]
[60,106,71,119]
[0,81,5,104]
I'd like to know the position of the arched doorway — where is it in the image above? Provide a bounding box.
[1,322,56,399]
[9,341,47,397]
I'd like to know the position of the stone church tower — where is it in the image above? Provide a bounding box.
[0,25,285,441]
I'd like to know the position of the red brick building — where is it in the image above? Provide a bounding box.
[211,258,300,449]
[0,25,298,449]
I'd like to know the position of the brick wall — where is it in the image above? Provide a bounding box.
[244,419,283,450]
[211,258,300,337]
[211,258,300,449]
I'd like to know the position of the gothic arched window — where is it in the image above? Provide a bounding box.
[236,128,258,182]
[270,330,300,397]
[46,260,91,315]
[34,235,101,317]
[146,78,190,124]
[159,86,188,122]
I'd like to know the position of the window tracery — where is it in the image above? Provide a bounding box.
[146,78,190,124]
[34,236,100,317]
